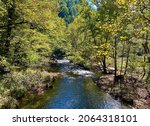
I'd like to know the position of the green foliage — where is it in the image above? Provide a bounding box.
[0,0,65,108]
[58,0,78,25]
[0,69,55,108]
[0,0,66,66]
[67,0,149,80]
[0,0,149,108]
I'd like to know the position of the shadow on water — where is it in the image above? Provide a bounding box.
[20,60,122,109]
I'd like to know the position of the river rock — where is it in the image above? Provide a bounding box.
[106,67,115,74]
[136,88,149,99]
[133,99,150,109]
[98,75,114,86]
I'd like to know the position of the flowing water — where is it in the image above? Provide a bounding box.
[21,60,122,109]
[43,60,122,109]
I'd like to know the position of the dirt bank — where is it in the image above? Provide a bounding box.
[96,74,150,109]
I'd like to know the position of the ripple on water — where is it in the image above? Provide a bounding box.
[43,76,122,109]
[21,59,123,109]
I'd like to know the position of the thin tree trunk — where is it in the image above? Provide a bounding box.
[142,31,149,80]
[5,2,15,56]
[146,54,150,81]
[141,56,146,81]
[103,55,107,74]
[102,36,108,74]
[124,41,131,76]
[114,35,117,81]
[145,31,150,80]
[120,41,125,75]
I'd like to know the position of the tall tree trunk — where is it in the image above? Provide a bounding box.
[114,35,117,81]
[120,41,125,75]
[103,55,107,74]
[145,31,150,80]
[142,31,149,80]
[146,57,150,80]
[124,41,131,76]
[102,36,108,74]
[5,2,15,56]
[141,56,146,81]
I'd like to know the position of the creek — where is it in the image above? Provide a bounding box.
[21,60,122,109]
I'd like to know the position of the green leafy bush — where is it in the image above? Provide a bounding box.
[0,69,55,108]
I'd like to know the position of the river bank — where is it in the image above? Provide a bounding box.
[2,58,148,109]
[19,59,123,109]
[0,70,60,109]
[0,59,60,109]
[93,68,150,109]
[75,62,150,109]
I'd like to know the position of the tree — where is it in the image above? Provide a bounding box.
[58,0,78,25]
[0,0,66,66]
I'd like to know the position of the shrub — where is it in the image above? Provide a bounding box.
[0,69,54,108]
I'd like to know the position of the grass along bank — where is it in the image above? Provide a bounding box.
[0,62,60,109]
